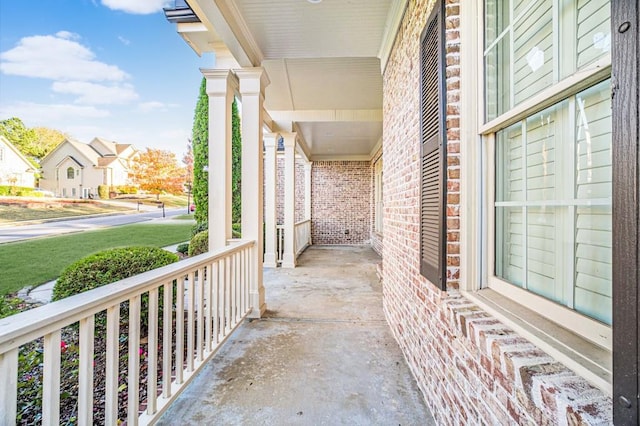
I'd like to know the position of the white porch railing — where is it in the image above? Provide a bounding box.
[294,219,311,256]
[0,240,255,425]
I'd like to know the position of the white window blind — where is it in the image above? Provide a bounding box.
[495,79,612,324]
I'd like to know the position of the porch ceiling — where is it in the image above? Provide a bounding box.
[175,0,407,160]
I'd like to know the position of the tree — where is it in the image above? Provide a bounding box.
[183,140,194,185]
[32,127,66,159]
[0,117,37,158]
[130,148,186,199]
[231,98,242,224]
[192,77,209,224]
[0,117,65,161]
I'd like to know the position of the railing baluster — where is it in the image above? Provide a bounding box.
[175,276,185,384]
[219,259,226,340]
[205,263,213,352]
[186,271,195,372]
[213,261,220,345]
[162,280,174,398]
[128,295,141,425]
[78,316,95,425]
[0,347,18,425]
[196,267,204,362]
[42,330,61,425]
[105,305,120,425]
[225,256,231,334]
[239,250,244,316]
[147,288,158,415]
[231,253,237,323]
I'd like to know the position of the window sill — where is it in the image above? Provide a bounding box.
[462,288,611,395]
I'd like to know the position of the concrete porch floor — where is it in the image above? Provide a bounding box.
[157,245,435,425]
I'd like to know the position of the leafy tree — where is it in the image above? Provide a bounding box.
[192,77,209,224]
[183,139,194,185]
[231,98,242,224]
[0,117,65,161]
[130,148,186,199]
[0,117,37,157]
[32,127,66,159]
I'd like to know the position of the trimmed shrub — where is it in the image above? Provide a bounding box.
[232,223,241,239]
[176,242,189,254]
[53,247,179,328]
[97,185,109,199]
[191,220,208,237]
[188,230,208,256]
[116,185,138,194]
[0,185,43,196]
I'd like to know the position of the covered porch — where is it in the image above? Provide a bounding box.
[157,245,433,424]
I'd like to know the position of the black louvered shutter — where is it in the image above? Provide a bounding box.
[419,0,446,289]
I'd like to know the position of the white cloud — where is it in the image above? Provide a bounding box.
[0,102,110,124]
[137,101,179,113]
[118,36,131,46]
[52,81,139,105]
[101,0,171,14]
[0,33,129,82]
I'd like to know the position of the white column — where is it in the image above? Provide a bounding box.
[202,69,237,250]
[304,161,312,245]
[263,133,278,268]
[237,68,269,318]
[282,133,297,268]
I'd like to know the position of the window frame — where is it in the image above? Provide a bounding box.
[67,167,74,180]
[480,0,613,349]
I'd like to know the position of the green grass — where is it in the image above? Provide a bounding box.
[172,214,196,220]
[0,222,192,295]
[109,194,188,208]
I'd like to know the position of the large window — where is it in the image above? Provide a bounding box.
[67,167,74,179]
[484,0,612,336]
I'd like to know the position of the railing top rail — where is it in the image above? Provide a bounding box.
[0,240,255,353]
[294,219,311,226]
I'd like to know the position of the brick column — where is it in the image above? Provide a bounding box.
[281,132,297,268]
[202,69,237,250]
[263,133,278,267]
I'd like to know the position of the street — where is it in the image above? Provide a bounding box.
[0,208,186,244]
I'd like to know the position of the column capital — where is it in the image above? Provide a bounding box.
[200,68,239,96]
[235,67,270,97]
[264,132,280,148]
[282,132,297,148]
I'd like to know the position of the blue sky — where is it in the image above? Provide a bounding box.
[0,0,213,158]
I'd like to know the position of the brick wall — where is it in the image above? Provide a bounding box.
[275,155,306,224]
[311,161,371,244]
[381,0,611,424]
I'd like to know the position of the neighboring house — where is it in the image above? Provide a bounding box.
[164,1,638,424]
[39,137,138,198]
[0,135,36,188]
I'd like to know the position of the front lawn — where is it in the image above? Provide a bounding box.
[0,198,132,224]
[0,222,192,295]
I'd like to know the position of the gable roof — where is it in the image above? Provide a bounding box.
[0,135,36,171]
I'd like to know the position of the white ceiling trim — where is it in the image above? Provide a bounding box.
[188,0,254,66]
[269,109,383,122]
[311,154,372,162]
[378,0,409,73]
[216,0,264,66]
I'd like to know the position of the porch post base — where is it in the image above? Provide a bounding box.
[263,253,278,268]
[281,254,296,269]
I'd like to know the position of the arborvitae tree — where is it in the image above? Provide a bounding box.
[192,77,209,224]
[231,98,242,225]
[191,79,242,228]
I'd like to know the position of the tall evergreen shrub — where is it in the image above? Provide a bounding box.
[192,77,209,224]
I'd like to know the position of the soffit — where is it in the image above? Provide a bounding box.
[181,0,402,160]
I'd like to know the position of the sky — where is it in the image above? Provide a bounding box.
[0,0,214,159]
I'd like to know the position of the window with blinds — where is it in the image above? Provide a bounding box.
[484,0,611,121]
[419,0,446,289]
[486,0,612,330]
